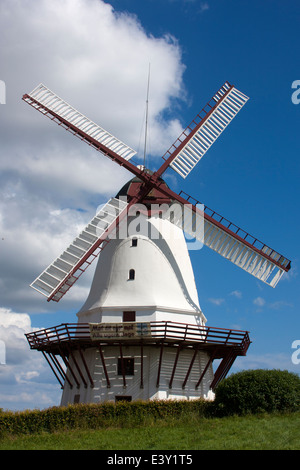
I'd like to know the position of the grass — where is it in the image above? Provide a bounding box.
[0,412,299,450]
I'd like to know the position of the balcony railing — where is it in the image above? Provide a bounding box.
[25,321,251,391]
[26,321,250,355]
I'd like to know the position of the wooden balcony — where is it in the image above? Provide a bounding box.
[25,321,250,392]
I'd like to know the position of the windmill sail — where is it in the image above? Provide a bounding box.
[160,82,249,179]
[24,79,291,298]
[199,214,289,287]
[30,198,128,302]
[23,84,136,161]
[159,190,291,288]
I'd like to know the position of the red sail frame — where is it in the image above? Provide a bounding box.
[23,82,291,301]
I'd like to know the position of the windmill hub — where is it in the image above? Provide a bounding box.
[116,175,172,209]
[23,81,290,405]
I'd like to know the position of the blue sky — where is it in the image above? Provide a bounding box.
[0,0,299,410]
[106,0,300,357]
[102,1,300,366]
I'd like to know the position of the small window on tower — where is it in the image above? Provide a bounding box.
[115,396,132,402]
[129,269,135,280]
[123,311,136,322]
[118,358,134,376]
[73,394,80,404]
[131,238,138,247]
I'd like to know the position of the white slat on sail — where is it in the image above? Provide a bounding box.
[163,203,286,287]
[30,198,128,301]
[24,84,136,161]
[169,84,249,178]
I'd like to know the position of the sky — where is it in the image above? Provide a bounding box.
[0,0,299,411]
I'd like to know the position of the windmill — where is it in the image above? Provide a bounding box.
[24,81,291,405]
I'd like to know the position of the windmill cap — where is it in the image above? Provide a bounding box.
[115,173,169,199]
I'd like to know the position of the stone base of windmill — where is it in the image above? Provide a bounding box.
[25,321,250,406]
[60,344,215,406]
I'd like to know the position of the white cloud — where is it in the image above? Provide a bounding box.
[0,0,187,315]
[229,290,242,299]
[0,0,190,409]
[252,297,293,311]
[253,296,266,307]
[208,297,225,306]
[1,0,185,158]
[0,308,31,330]
[0,192,94,311]
[0,308,61,410]
[281,262,298,282]
[199,2,209,13]
[268,300,293,310]
[233,353,299,374]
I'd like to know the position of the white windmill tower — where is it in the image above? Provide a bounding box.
[24,81,291,405]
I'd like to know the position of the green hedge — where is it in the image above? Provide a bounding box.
[214,369,300,416]
[1,369,299,436]
[0,399,209,436]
